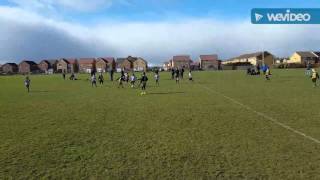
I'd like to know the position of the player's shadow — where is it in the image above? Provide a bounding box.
[30,90,55,93]
[148,92,185,95]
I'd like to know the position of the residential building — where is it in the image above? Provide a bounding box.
[96,57,115,73]
[38,59,58,74]
[2,63,18,74]
[199,54,220,70]
[172,55,192,69]
[78,58,96,73]
[19,60,39,74]
[222,51,274,67]
[287,51,319,65]
[116,57,133,72]
[132,57,148,72]
[57,58,78,73]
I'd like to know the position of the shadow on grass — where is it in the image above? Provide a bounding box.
[148,92,185,95]
[30,90,56,93]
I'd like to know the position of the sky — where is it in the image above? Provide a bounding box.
[0,0,320,65]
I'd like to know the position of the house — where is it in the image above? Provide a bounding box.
[57,58,78,73]
[66,59,79,73]
[171,55,192,69]
[312,51,320,59]
[275,58,289,64]
[116,57,133,72]
[199,54,220,70]
[222,51,274,67]
[19,60,39,74]
[56,59,68,73]
[78,58,96,73]
[190,61,200,71]
[2,63,18,74]
[163,61,172,71]
[96,58,108,73]
[287,51,319,65]
[132,57,148,72]
[96,57,115,73]
[38,59,58,74]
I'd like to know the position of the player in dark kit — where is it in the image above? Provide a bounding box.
[62,71,66,80]
[155,73,160,86]
[140,72,148,95]
[24,76,31,93]
[154,70,160,86]
[69,73,75,80]
[171,69,175,80]
[175,68,180,84]
[110,69,114,81]
[180,68,185,79]
[98,73,104,85]
[118,71,125,88]
[265,68,271,81]
[91,74,97,87]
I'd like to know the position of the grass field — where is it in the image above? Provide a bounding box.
[1,69,320,179]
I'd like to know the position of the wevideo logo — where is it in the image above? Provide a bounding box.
[252,8,320,24]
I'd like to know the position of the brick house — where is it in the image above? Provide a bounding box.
[2,63,18,74]
[131,57,148,72]
[96,57,115,73]
[172,55,192,69]
[78,58,96,73]
[116,58,133,72]
[66,59,79,73]
[19,60,39,74]
[190,61,200,71]
[38,59,58,73]
[57,58,78,73]
[199,55,220,70]
[56,59,68,73]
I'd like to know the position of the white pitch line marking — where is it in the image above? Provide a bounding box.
[199,84,320,145]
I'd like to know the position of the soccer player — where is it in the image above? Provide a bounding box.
[180,67,185,79]
[175,68,180,84]
[140,72,148,95]
[124,72,129,83]
[265,68,271,80]
[256,64,261,75]
[155,71,160,86]
[247,68,252,75]
[118,72,125,88]
[69,73,75,80]
[188,70,193,82]
[98,73,104,85]
[91,74,97,87]
[171,69,175,80]
[110,69,114,81]
[62,71,66,80]
[130,73,136,88]
[311,68,319,87]
[306,62,311,76]
[24,76,31,93]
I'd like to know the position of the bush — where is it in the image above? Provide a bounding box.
[273,63,287,69]
[287,63,306,68]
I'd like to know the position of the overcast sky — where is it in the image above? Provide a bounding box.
[0,0,320,65]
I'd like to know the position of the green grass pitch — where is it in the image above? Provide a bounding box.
[1,69,320,179]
